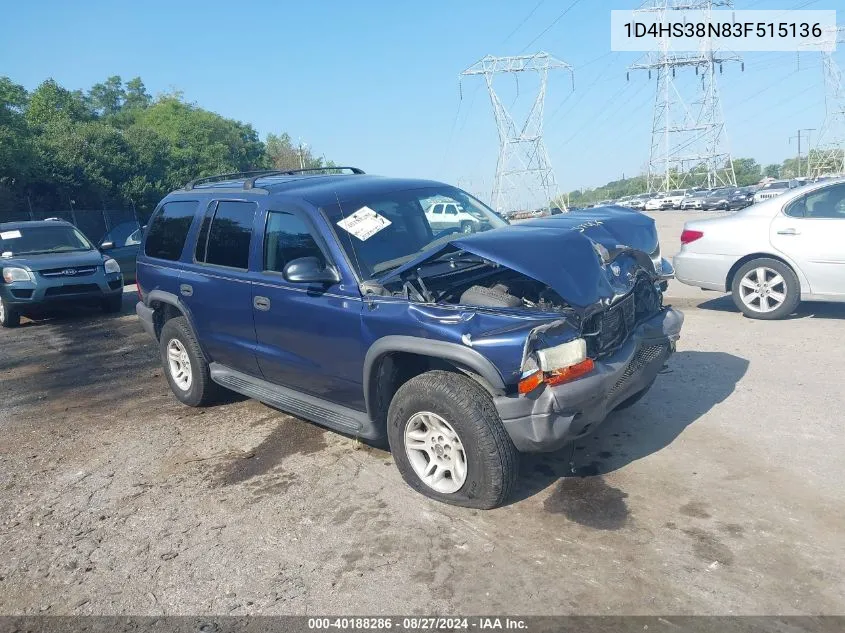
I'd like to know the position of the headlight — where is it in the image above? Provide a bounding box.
[536,338,587,372]
[2,267,32,283]
[104,258,121,274]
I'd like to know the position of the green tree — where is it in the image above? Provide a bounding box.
[124,77,151,110]
[732,158,762,186]
[0,77,33,186]
[88,75,126,115]
[265,132,327,170]
[763,164,781,179]
[25,79,90,127]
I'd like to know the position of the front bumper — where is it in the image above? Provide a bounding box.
[494,308,684,453]
[0,272,123,308]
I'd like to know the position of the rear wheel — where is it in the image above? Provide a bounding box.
[387,370,519,509]
[0,296,21,328]
[159,316,224,406]
[460,221,474,234]
[731,258,800,320]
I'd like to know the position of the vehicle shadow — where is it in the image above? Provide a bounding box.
[510,350,749,505]
[692,294,845,320]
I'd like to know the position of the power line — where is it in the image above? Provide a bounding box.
[518,0,584,54]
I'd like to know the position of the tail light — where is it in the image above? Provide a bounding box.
[136,281,144,302]
[681,229,704,244]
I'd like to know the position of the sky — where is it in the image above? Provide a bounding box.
[1,0,841,205]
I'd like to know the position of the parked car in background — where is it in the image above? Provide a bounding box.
[699,188,736,211]
[752,179,800,204]
[0,219,124,327]
[424,201,482,234]
[98,221,142,281]
[679,190,711,210]
[135,167,682,509]
[727,186,757,210]
[674,177,845,319]
[627,195,651,210]
[662,189,690,209]
[644,193,669,210]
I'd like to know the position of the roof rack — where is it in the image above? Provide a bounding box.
[184,167,365,191]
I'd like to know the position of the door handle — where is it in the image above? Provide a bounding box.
[253,296,271,311]
[776,228,800,236]
[179,284,193,297]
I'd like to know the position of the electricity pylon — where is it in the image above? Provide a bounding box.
[807,27,845,178]
[629,0,739,192]
[461,53,573,214]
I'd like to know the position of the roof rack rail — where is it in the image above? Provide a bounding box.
[184,170,281,190]
[184,167,365,191]
[243,166,365,189]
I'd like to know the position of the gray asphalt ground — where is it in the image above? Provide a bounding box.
[1,211,843,615]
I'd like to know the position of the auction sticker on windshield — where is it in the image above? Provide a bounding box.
[0,230,22,240]
[337,206,392,241]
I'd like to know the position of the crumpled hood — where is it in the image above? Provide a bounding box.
[2,249,106,272]
[384,221,654,310]
[521,206,659,256]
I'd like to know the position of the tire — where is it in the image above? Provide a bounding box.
[159,316,224,406]
[731,258,800,320]
[460,221,474,234]
[613,378,656,411]
[387,370,519,509]
[0,296,21,328]
[101,294,123,314]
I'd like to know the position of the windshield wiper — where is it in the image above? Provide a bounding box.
[372,232,475,275]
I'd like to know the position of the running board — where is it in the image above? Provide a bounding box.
[209,363,381,440]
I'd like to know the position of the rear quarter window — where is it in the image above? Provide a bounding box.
[144,201,199,261]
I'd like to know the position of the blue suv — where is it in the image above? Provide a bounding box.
[135,168,682,508]
[1,219,124,327]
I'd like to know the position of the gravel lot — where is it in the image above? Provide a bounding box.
[1,212,843,615]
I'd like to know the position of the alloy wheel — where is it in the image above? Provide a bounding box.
[166,338,193,391]
[404,411,468,494]
[739,267,787,314]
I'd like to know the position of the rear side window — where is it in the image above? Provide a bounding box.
[195,201,256,269]
[144,201,198,261]
[263,211,324,273]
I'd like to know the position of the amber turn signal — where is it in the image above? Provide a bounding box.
[517,358,595,395]
[544,359,595,387]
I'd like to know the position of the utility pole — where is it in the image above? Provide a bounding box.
[460,52,574,214]
[789,128,816,178]
[805,26,845,178]
[629,0,740,192]
[297,138,308,170]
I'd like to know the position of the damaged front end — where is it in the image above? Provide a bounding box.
[365,223,684,452]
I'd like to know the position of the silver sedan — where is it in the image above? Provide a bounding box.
[673,177,845,319]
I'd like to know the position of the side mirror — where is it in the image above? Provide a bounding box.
[283,256,339,285]
[100,241,115,251]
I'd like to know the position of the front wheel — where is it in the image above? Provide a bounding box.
[387,370,519,509]
[0,296,21,328]
[731,258,800,320]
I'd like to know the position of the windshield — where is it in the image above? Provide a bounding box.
[0,225,95,257]
[322,186,508,280]
[765,181,789,190]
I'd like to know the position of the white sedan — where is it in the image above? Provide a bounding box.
[673,178,845,319]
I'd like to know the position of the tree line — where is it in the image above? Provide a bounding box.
[0,75,331,221]
[560,155,830,207]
